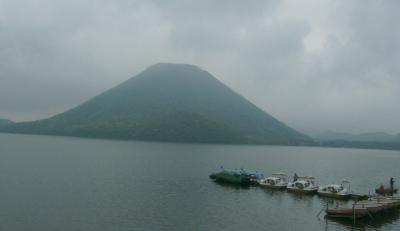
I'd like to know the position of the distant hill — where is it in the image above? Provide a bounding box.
[0,63,310,144]
[314,131,399,142]
[0,119,14,127]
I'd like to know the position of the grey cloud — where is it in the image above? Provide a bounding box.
[0,0,399,134]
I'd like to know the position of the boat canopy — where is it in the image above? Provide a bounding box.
[266,176,281,181]
[297,176,315,182]
[272,173,287,177]
[245,170,264,178]
[295,181,311,188]
[224,169,263,178]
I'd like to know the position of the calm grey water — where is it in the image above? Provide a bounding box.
[1,133,400,231]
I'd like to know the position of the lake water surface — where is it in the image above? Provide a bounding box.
[1,133,400,230]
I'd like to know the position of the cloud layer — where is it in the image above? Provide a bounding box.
[0,0,399,134]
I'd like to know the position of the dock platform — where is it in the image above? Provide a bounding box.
[326,197,400,220]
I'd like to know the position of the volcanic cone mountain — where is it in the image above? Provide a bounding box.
[0,63,310,144]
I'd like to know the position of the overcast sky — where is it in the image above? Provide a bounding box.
[1,0,399,134]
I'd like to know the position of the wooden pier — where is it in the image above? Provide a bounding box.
[326,197,400,220]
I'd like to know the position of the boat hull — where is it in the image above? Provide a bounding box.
[287,187,318,194]
[318,191,350,200]
[210,172,251,185]
[260,184,287,190]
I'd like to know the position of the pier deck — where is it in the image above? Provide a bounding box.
[326,197,400,220]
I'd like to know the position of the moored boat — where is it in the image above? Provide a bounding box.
[376,177,398,195]
[318,184,350,200]
[259,172,288,189]
[209,168,252,185]
[287,176,318,194]
[375,185,398,195]
[243,170,264,185]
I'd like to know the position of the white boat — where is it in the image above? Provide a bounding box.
[287,176,318,194]
[318,180,351,199]
[258,173,288,189]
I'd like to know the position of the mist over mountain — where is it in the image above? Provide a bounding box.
[0,63,310,144]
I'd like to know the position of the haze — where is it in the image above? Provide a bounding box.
[1,0,399,134]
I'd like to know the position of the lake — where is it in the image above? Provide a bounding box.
[0,133,399,231]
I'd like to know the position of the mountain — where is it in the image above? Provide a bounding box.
[314,131,399,142]
[0,63,310,144]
